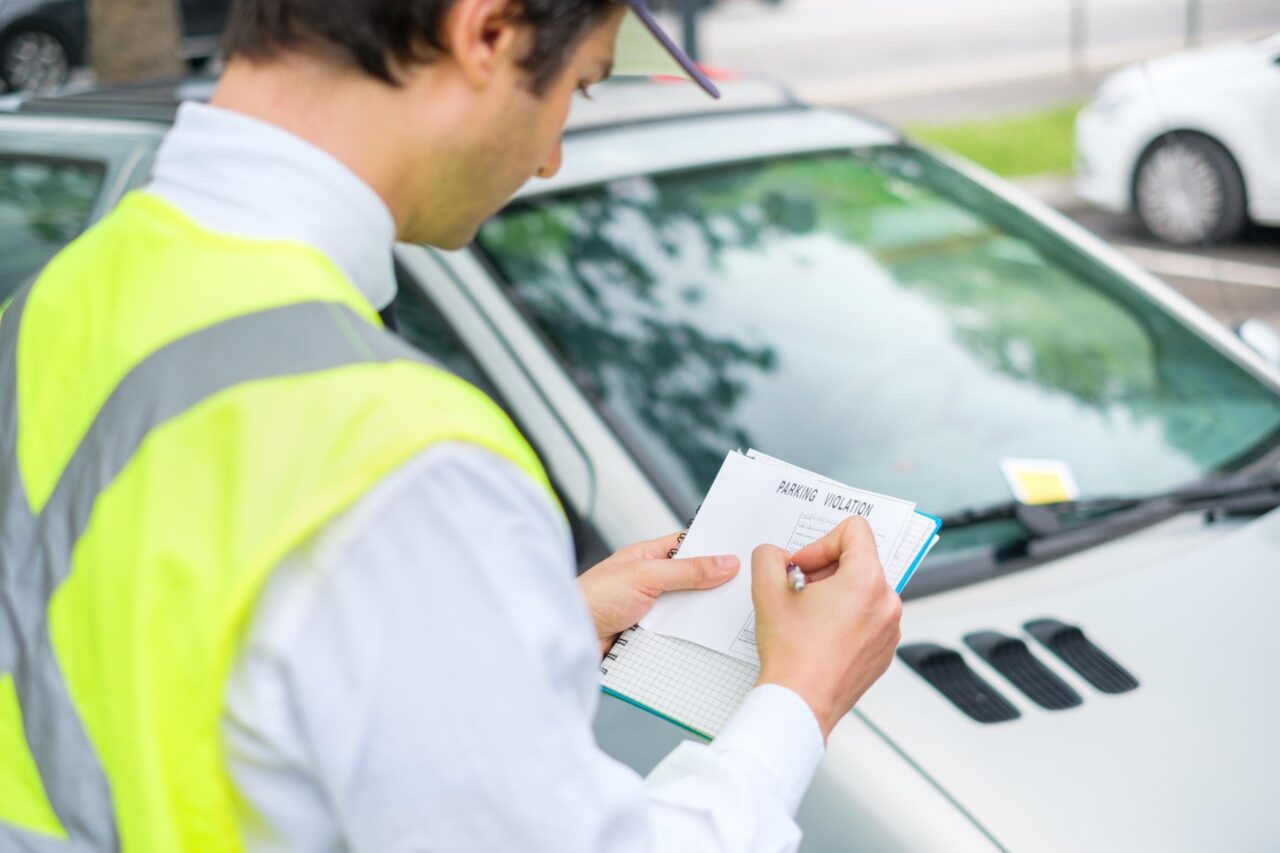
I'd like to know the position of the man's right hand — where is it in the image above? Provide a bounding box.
[751,517,903,740]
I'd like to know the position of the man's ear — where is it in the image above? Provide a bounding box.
[443,0,527,90]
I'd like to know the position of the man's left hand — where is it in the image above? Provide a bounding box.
[577,532,740,657]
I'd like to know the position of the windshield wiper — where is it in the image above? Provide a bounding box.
[939,469,1280,539]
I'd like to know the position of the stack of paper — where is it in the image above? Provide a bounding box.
[599,450,939,738]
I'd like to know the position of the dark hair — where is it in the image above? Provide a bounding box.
[222,0,612,93]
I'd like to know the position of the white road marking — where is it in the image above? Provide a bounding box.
[1117,244,1280,290]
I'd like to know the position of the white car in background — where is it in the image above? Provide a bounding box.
[1075,32,1280,246]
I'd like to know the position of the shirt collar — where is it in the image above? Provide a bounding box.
[146,101,398,310]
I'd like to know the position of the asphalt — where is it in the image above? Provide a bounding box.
[1023,183,1280,330]
[1073,210,1280,330]
[678,0,1280,122]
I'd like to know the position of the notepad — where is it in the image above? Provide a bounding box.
[599,450,940,739]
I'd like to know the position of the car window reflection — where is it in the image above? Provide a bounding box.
[0,156,104,302]
[476,148,1280,555]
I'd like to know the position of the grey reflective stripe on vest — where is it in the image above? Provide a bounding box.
[0,284,88,853]
[0,291,424,851]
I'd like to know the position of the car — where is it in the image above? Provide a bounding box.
[1074,32,1280,246]
[3,78,1280,851]
[0,0,229,94]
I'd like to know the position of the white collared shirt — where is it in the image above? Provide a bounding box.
[147,101,824,852]
[148,101,397,309]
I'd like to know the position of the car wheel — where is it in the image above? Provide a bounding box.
[1133,133,1247,246]
[0,26,71,94]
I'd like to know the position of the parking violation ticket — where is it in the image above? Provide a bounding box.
[641,451,917,662]
[600,450,941,738]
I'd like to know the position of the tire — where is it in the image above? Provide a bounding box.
[0,25,71,95]
[1132,133,1248,247]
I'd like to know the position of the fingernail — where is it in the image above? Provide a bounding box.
[715,555,739,572]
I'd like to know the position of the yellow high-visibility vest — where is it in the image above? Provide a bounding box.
[0,192,554,851]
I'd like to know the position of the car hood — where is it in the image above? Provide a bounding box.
[859,508,1280,851]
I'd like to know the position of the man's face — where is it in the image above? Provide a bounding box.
[402,7,625,249]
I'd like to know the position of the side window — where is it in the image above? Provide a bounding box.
[0,156,105,302]
[393,266,611,572]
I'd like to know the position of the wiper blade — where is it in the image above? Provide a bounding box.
[940,470,1280,538]
[940,496,1145,534]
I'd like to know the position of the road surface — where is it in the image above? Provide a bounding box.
[669,0,1280,122]
[1066,205,1280,330]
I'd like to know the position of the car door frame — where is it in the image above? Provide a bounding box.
[395,241,681,549]
[0,113,164,224]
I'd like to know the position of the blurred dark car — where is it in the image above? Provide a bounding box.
[0,0,228,93]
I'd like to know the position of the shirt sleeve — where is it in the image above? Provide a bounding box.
[222,443,824,853]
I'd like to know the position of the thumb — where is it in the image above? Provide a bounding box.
[639,553,739,594]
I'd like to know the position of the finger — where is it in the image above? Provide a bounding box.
[802,563,888,597]
[750,543,791,605]
[803,551,891,587]
[798,564,838,583]
[771,563,838,589]
[788,522,850,573]
[789,517,877,574]
[644,531,689,561]
[628,531,687,561]
[639,553,739,594]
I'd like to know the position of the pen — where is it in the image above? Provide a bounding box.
[787,563,806,592]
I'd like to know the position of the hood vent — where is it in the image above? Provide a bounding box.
[1025,619,1139,694]
[897,643,1021,724]
[964,631,1082,710]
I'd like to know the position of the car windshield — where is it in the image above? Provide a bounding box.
[475,146,1280,575]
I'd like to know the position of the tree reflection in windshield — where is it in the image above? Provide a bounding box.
[477,148,1280,521]
[484,176,782,495]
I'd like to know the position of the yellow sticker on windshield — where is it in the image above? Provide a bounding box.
[999,458,1080,505]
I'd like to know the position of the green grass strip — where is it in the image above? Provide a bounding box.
[907,102,1083,178]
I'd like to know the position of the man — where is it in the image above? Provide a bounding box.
[0,0,902,850]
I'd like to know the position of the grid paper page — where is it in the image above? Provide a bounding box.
[888,512,940,591]
[601,626,758,738]
[601,511,939,738]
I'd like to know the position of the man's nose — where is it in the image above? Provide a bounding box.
[536,140,563,180]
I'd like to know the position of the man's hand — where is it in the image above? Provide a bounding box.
[577,532,740,657]
[752,517,903,740]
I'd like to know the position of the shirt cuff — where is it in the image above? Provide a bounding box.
[710,684,825,814]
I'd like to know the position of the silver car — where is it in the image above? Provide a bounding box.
[3,78,1279,851]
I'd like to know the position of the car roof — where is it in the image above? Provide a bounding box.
[1,78,216,122]
[2,74,896,139]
